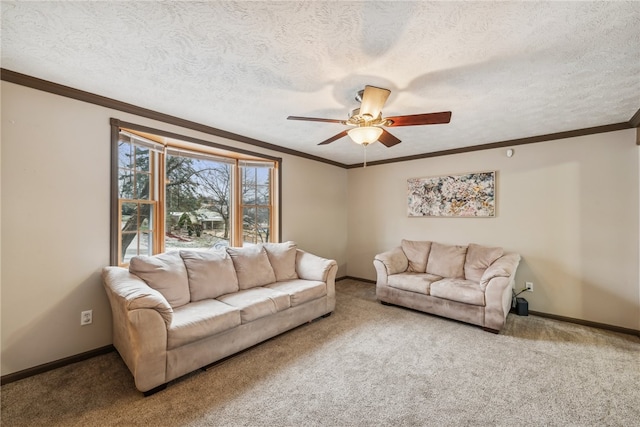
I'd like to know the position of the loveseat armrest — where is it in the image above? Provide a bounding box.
[375,246,408,275]
[481,253,521,332]
[295,250,338,283]
[479,253,521,291]
[102,267,173,327]
[374,246,408,287]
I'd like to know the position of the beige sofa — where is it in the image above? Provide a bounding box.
[374,240,520,333]
[102,242,337,395]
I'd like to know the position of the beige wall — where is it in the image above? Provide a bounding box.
[0,82,348,376]
[347,129,640,330]
[2,79,638,377]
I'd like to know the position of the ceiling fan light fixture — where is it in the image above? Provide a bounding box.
[347,126,383,146]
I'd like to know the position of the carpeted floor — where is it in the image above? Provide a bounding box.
[2,279,639,426]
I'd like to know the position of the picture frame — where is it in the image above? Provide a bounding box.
[407,171,496,217]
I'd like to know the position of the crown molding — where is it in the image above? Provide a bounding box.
[629,107,640,128]
[2,68,635,169]
[346,122,632,168]
[0,68,345,168]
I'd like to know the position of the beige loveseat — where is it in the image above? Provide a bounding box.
[102,242,337,394]
[374,240,520,333]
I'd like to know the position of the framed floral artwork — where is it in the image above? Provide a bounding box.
[407,171,496,217]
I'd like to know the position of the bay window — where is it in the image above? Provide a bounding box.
[110,120,281,266]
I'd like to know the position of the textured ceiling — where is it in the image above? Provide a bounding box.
[2,1,639,165]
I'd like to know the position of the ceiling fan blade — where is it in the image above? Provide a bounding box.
[360,85,391,120]
[318,130,349,145]
[378,129,401,147]
[287,116,345,124]
[385,111,452,127]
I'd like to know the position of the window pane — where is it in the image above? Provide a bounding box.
[139,232,152,257]
[135,172,150,200]
[256,184,270,205]
[134,146,150,171]
[121,202,137,228]
[242,207,270,245]
[242,167,270,206]
[165,154,232,251]
[243,207,257,244]
[121,232,138,264]
[118,140,133,169]
[120,202,154,263]
[255,167,270,186]
[242,168,256,204]
[118,170,133,199]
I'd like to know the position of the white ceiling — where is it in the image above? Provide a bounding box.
[2,1,639,166]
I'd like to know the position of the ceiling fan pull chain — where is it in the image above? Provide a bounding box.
[363,144,367,168]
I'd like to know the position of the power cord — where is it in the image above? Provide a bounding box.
[512,288,527,308]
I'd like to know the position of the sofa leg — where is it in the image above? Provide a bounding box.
[143,383,167,397]
[482,327,499,334]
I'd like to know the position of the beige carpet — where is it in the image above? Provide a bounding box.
[2,280,639,426]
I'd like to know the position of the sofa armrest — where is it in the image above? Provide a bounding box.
[102,267,173,326]
[295,250,337,283]
[102,266,170,392]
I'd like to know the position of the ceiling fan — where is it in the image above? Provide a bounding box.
[287,85,452,148]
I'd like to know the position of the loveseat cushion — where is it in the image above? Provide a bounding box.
[430,278,485,306]
[226,246,277,289]
[388,273,442,295]
[426,242,468,279]
[217,287,290,323]
[167,299,242,349]
[128,251,190,308]
[401,240,431,273]
[180,250,239,301]
[263,241,298,281]
[265,279,326,306]
[464,244,504,282]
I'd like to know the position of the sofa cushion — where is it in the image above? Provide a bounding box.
[430,278,485,306]
[128,251,190,308]
[265,279,326,306]
[464,244,504,282]
[426,242,468,278]
[217,287,290,323]
[180,250,239,301]
[388,273,442,295]
[226,245,277,289]
[401,240,431,273]
[263,241,298,281]
[167,299,241,349]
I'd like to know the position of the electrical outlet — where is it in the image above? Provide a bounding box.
[525,282,534,292]
[81,310,93,326]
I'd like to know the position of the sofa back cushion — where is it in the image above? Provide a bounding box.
[129,251,190,308]
[226,245,277,289]
[263,241,299,281]
[180,250,239,301]
[464,243,504,282]
[426,242,468,278]
[401,240,431,273]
